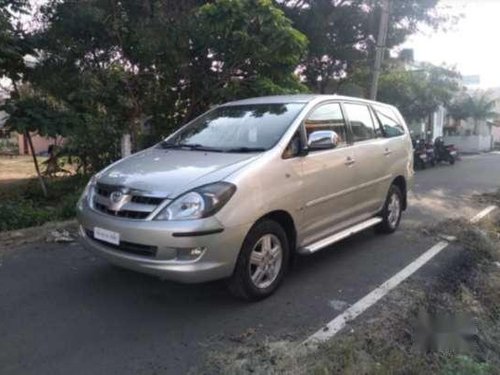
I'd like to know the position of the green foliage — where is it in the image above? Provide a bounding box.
[190,0,308,104]
[0,175,86,231]
[18,0,308,172]
[1,0,449,175]
[441,355,492,375]
[2,89,77,136]
[447,91,499,134]
[0,0,32,82]
[376,64,461,123]
[277,0,448,92]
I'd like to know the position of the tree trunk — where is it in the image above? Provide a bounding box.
[473,119,479,135]
[121,133,132,158]
[25,131,48,197]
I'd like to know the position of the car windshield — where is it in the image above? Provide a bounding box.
[160,103,305,152]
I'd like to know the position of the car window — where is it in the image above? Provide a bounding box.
[304,103,347,147]
[344,103,377,142]
[282,131,302,159]
[163,103,305,152]
[373,104,406,138]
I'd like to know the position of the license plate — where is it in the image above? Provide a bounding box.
[450,151,457,156]
[94,227,120,245]
[420,154,427,160]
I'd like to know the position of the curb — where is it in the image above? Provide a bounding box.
[0,219,78,249]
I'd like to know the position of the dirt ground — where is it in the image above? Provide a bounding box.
[0,156,47,189]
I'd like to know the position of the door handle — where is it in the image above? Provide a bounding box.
[384,148,392,156]
[345,156,355,166]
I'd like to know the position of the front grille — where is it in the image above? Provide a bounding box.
[94,202,150,219]
[86,229,157,257]
[131,196,164,205]
[93,183,166,220]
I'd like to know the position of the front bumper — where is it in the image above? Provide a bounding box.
[77,204,251,283]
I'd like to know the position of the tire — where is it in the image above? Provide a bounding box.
[375,184,403,234]
[228,219,290,301]
[448,155,455,165]
[414,157,425,170]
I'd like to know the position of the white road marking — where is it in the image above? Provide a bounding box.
[302,205,497,348]
[302,241,449,347]
[470,205,497,224]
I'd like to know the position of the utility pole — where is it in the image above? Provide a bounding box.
[369,0,391,100]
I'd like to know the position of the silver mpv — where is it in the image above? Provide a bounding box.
[77,95,414,300]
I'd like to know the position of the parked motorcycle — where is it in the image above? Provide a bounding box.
[424,141,436,167]
[434,137,456,164]
[412,138,429,170]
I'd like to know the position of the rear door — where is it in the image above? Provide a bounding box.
[342,102,392,214]
[371,104,411,191]
[300,101,359,245]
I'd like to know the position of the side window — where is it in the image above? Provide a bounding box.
[282,131,302,159]
[373,105,406,138]
[304,103,347,147]
[344,103,377,142]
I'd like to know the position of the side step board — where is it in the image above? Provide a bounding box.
[299,217,383,255]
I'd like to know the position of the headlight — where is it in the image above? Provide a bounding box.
[77,175,97,209]
[154,182,236,221]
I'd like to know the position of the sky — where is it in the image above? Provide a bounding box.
[402,0,500,88]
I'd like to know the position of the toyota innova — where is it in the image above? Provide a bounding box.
[77,95,414,300]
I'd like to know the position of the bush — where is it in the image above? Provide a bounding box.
[0,175,87,232]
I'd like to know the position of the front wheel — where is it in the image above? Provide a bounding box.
[228,220,289,301]
[375,185,403,234]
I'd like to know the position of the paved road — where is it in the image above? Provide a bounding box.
[1,154,500,375]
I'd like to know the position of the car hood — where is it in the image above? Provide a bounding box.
[96,147,260,198]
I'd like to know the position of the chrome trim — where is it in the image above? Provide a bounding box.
[299,217,383,254]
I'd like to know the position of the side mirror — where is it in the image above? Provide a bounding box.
[307,130,339,150]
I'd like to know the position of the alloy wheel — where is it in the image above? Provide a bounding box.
[248,234,283,289]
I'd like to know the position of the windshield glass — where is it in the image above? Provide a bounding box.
[161,103,305,152]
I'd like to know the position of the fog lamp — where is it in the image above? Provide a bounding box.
[176,247,206,261]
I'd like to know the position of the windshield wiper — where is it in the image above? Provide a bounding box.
[223,147,267,153]
[160,142,225,152]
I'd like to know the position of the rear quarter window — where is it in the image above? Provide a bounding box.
[373,104,406,138]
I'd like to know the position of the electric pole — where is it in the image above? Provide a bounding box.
[369,0,391,100]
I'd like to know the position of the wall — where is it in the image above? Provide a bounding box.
[492,126,500,145]
[444,135,493,153]
[17,133,63,155]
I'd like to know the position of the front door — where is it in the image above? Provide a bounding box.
[300,102,358,246]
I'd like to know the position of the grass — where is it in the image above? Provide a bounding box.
[0,156,87,231]
[0,155,47,188]
[195,211,500,375]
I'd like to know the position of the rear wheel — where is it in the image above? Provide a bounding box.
[448,154,455,165]
[228,220,289,301]
[375,185,403,234]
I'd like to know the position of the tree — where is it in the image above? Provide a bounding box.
[447,91,499,135]
[276,0,448,93]
[0,0,31,82]
[2,86,77,195]
[29,0,308,162]
[466,92,498,135]
[376,64,460,125]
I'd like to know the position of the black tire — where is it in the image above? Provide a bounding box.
[375,185,403,234]
[228,219,290,301]
[448,155,455,165]
[414,157,425,170]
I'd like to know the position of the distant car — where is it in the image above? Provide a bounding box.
[77,95,414,300]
